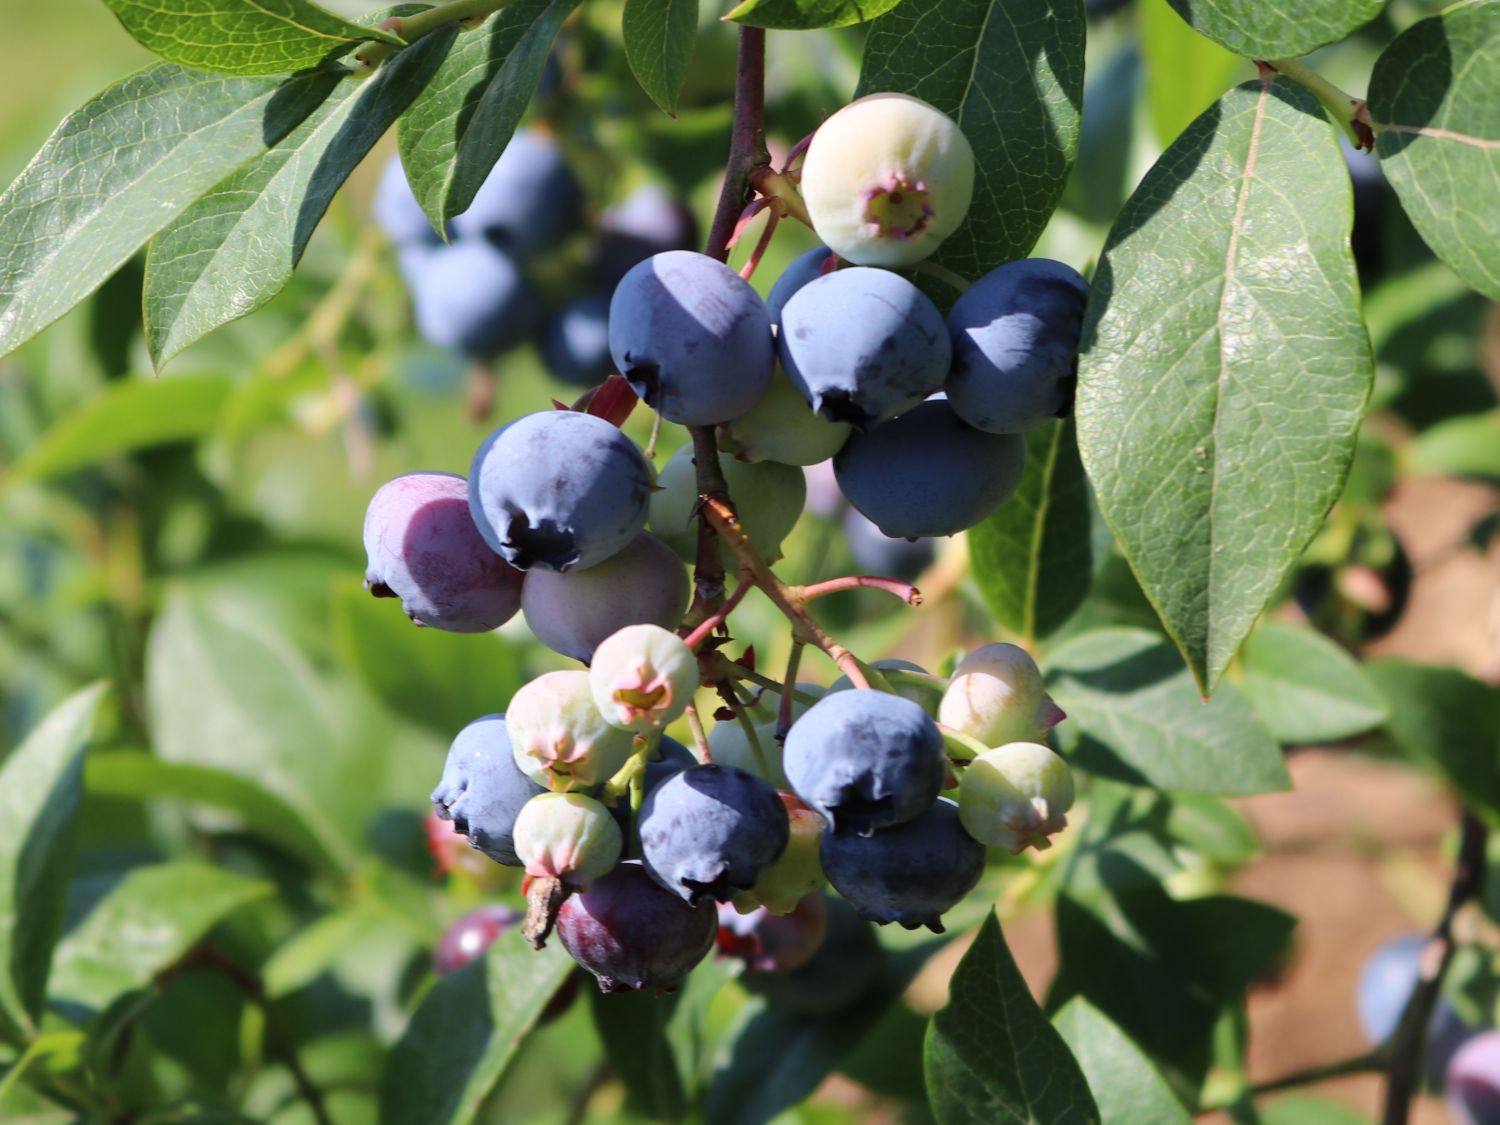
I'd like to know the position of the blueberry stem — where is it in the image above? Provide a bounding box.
[776,641,805,742]
[717,680,771,778]
[352,0,514,70]
[683,578,753,649]
[684,702,712,762]
[716,657,823,708]
[1381,808,1488,1124]
[790,575,924,606]
[1259,58,1373,150]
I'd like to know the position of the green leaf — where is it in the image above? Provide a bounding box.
[591,988,686,1120]
[925,912,1099,1125]
[0,685,106,1039]
[1367,660,1500,825]
[857,0,1085,279]
[0,64,336,359]
[1238,621,1386,744]
[1052,998,1191,1125]
[1044,628,1289,795]
[398,0,580,230]
[330,581,525,735]
[1162,0,1385,59]
[48,863,272,1011]
[1075,77,1372,692]
[968,419,1092,643]
[84,752,347,878]
[379,929,575,1125]
[1409,412,1500,481]
[1369,2,1500,301]
[726,0,905,30]
[144,29,454,366]
[1138,0,1245,146]
[623,0,698,116]
[1,375,231,490]
[100,0,402,77]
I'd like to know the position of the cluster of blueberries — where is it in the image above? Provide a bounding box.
[361,93,1089,998]
[375,128,695,385]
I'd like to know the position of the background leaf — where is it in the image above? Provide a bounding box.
[1044,627,1289,795]
[623,0,699,116]
[1408,412,1500,481]
[726,0,905,30]
[1237,621,1386,744]
[144,27,455,365]
[1368,1,1500,301]
[1075,78,1372,691]
[1,375,231,490]
[398,0,580,230]
[1162,0,1385,59]
[924,912,1099,1125]
[47,863,272,1011]
[1052,998,1191,1125]
[0,685,106,1039]
[1138,0,1245,146]
[591,988,686,1120]
[0,65,336,358]
[1367,660,1500,826]
[967,419,1092,644]
[379,929,575,1125]
[856,0,1085,280]
[100,0,402,77]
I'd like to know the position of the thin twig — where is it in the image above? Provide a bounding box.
[790,575,923,606]
[684,702,712,762]
[1382,810,1489,1125]
[683,579,752,649]
[776,641,805,742]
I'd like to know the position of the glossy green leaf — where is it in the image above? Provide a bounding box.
[857,0,1085,279]
[48,863,272,1011]
[1369,1,1500,300]
[968,419,1092,644]
[100,0,402,77]
[144,29,453,366]
[330,581,524,735]
[1238,621,1386,744]
[1075,78,1372,691]
[1044,628,1289,795]
[925,912,1099,1125]
[1409,412,1500,481]
[0,65,335,359]
[398,0,579,230]
[0,685,106,1039]
[1,375,231,491]
[591,988,686,1120]
[1367,660,1500,825]
[1163,793,1259,866]
[1138,0,1244,146]
[84,752,348,877]
[1052,998,1191,1125]
[726,0,905,29]
[623,0,698,116]
[1162,0,1385,59]
[379,929,575,1125]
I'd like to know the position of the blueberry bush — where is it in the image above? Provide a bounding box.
[0,0,1497,1122]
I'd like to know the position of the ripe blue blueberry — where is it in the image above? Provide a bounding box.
[469,411,652,572]
[431,714,545,867]
[777,267,950,429]
[945,258,1089,433]
[608,251,774,425]
[820,797,985,932]
[556,861,718,993]
[783,689,946,835]
[451,128,582,259]
[539,293,615,387]
[363,472,523,632]
[764,245,833,328]
[834,399,1026,538]
[639,764,790,905]
[409,239,539,359]
[596,183,698,287]
[1358,933,1428,1045]
[521,532,688,664]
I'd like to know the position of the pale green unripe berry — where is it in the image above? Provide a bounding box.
[958,742,1074,853]
[729,799,826,915]
[707,682,824,789]
[512,792,622,887]
[722,365,853,467]
[589,624,698,732]
[507,670,635,791]
[800,92,975,268]
[650,445,806,563]
[937,643,1065,748]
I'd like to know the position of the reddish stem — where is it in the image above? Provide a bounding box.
[684,579,752,649]
[792,575,924,606]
